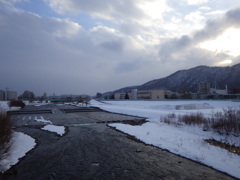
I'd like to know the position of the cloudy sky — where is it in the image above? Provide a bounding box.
[1,0,240,96]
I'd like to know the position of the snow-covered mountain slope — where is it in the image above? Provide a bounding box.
[114,63,240,93]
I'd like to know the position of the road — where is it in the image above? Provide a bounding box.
[1,104,237,180]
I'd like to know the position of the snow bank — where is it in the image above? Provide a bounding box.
[0,132,36,173]
[110,122,240,178]
[0,101,9,112]
[0,101,20,112]
[41,125,65,136]
[91,100,240,121]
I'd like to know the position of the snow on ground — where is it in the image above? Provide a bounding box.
[34,102,51,106]
[0,101,20,112]
[0,101,36,173]
[34,116,52,124]
[63,102,90,107]
[34,117,66,136]
[91,100,240,121]
[91,100,240,178]
[41,125,65,136]
[0,132,36,173]
[0,101,65,173]
[0,101,9,112]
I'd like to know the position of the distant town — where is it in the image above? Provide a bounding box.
[100,82,240,100]
[0,88,89,103]
[1,82,240,103]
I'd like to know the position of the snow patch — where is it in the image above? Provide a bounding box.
[34,116,52,124]
[41,125,65,136]
[0,132,36,173]
[175,103,213,110]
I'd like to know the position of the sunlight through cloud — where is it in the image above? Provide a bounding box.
[138,0,171,20]
[219,59,233,65]
[198,28,240,57]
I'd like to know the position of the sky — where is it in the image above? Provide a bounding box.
[0,0,240,96]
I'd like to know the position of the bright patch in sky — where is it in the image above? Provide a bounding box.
[187,0,209,6]
[139,0,171,20]
[199,28,240,57]
[220,59,233,65]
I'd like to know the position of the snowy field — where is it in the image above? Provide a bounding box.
[91,100,240,179]
[0,101,65,173]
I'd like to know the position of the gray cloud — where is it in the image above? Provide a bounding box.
[194,7,240,42]
[0,4,159,95]
[100,40,124,52]
[114,61,140,73]
[44,0,168,38]
[1,1,240,96]
[45,0,144,22]
[159,7,240,65]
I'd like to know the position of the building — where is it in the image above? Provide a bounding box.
[114,92,131,100]
[164,90,173,98]
[210,85,228,95]
[43,92,48,99]
[22,90,35,100]
[96,93,102,99]
[131,89,138,100]
[137,90,166,100]
[228,88,240,95]
[6,90,17,100]
[198,82,210,94]
[0,90,4,100]
[0,88,18,100]
[191,93,199,99]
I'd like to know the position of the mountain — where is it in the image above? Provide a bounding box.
[113,63,240,93]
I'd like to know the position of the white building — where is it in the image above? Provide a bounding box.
[210,85,228,95]
[2,88,18,100]
[131,89,138,100]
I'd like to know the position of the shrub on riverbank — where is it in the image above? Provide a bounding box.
[161,107,240,137]
[9,100,25,108]
[0,112,13,161]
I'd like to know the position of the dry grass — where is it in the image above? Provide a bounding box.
[210,108,240,136]
[205,139,240,155]
[161,107,240,137]
[9,100,25,108]
[179,112,207,126]
[0,113,13,161]
[161,113,180,127]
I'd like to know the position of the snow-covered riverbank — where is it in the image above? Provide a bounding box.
[91,100,240,179]
[0,101,65,173]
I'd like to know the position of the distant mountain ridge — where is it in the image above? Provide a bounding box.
[113,63,240,93]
